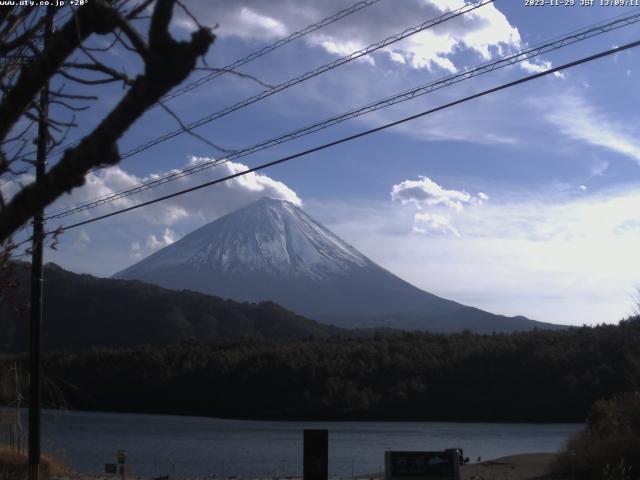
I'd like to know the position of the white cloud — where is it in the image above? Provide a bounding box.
[390,177,489,235]
[310,185,640,326]
[314,35,376,65]
[146,228,177,252]
[391,176,472,211]
[214,6,287,41]
[413,212,460,237]
[166,1,565,150]
[55,156,301,228]
[6,158,301,275]
[315,0,522,72]
[450,1,520,60]
[190,1,524,73]
[520,59,564,79]
[238,7,287,37]
[545,95,640,164]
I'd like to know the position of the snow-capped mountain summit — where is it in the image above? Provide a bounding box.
[170,197,367,279]
[117,197,370,281]
[115,197,559,333]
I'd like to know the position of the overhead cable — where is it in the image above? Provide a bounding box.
[45,9,640,221]
[48,39,640,234]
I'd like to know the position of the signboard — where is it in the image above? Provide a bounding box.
[385,450,461,480]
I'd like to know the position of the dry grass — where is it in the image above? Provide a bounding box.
[0,445,71,480]
[548,430,639,480]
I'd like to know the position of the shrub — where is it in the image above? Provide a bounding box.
[0,446,69,480]
[550,392,640,479]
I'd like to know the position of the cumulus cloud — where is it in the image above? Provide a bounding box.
[391,176,472,211]
[146,228,177,252]
[8,157,301,275]
[166,1,566,150]
[54,156,301,228]
[391,176,489,211]
[390,177,490,237]
[313,185,640,326]
[147,228,177,252]
[185,0,525,73]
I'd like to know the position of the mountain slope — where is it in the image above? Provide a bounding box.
[115,197,561,333]
[0,262,341,352]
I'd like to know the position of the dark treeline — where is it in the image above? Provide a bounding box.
[0,262,341,352]
[2,319,640,422]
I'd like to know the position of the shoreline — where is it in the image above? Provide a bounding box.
[1,406,585,425]
[41,453,559,480]
[460,453,556,480]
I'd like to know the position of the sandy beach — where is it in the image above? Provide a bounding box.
[354,453,557,480]
[460,453,556,480]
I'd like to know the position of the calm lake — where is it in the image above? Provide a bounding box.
[10,409,582,478]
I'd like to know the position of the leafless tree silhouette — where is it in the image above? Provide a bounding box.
[0,0,215,244]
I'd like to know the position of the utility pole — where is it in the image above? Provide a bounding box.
[29,8,52,480]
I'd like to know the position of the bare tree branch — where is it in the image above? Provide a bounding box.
[0,0,215,242]
[158,100,233,154]
[62,61,133,86]
[0,1,121,142]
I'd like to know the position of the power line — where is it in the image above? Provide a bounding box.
[35,0,494,217]
[47,39,640,235]
[12,37,640,250]
[20,0,493,209]
[161,0,383,104]
[45,9,640,221]
[23,0,383,161]
[114,0,495,161]
[0,6,102,186]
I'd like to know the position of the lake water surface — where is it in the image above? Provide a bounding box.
[20,409,584,478]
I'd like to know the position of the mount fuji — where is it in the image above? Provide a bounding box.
[114,197,560,333]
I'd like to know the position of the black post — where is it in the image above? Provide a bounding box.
[303,429,328,480]
[29,9,52,480]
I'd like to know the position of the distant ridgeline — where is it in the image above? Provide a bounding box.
[2,260,637,422]
[0,261,560,353]
[114,198,563,333]
[0,262,342,352]
[1,319,639,422]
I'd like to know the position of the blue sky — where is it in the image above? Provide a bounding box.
[5,0,640,326]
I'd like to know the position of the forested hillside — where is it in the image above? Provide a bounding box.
[0,262,341,352]
[2,319,638,422]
